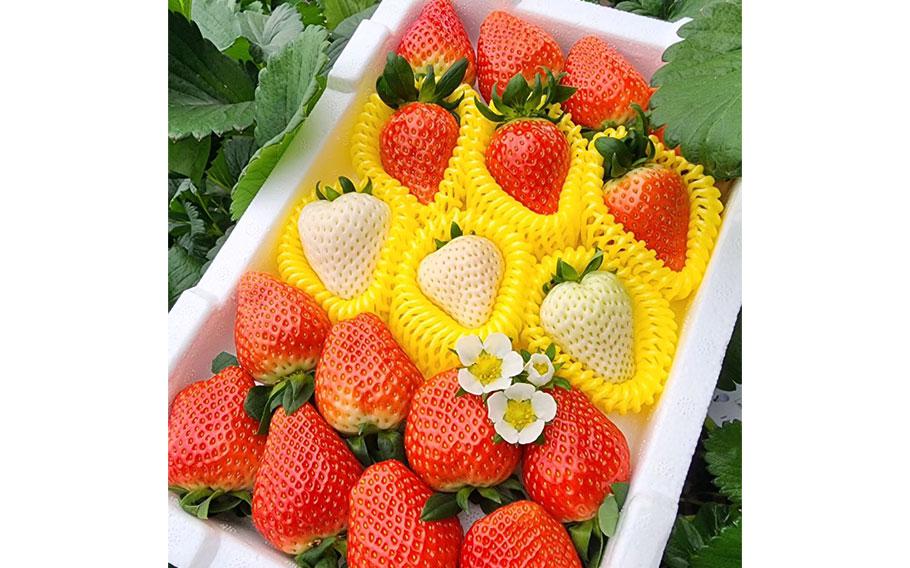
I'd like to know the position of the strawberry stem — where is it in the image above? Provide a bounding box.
[170,486,252,519]
[594,104,656,180]
[475,68,575,126]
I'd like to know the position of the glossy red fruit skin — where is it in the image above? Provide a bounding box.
[252,404,364,555]
[605,164,690,271]
[405,369,521,491]
[397,0,476,84]
[460,500,582,568]
[234,272,331,384]
[315,313,424,434]
[477,11,565,102]
[168,366,266,491]
[485,119,571,215]
[562,35,653,129]
[380,102,460,205]
[522,388,631,523]
[348,460,462,568]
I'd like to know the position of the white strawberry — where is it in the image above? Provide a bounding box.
[539,252,635,383]
[417,225,504,328]
[298,178,390,300]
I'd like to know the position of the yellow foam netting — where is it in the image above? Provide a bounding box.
[387,208,534,379]
[458,98,586,259]
[521,246,678,414]
[350,83,478,226]
[277,178,406,323]
[581,129,724,301]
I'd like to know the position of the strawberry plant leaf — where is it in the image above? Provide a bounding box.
[296,1,327,26]
[614,0,675,20]
[421,492,461,521]
[211,351,239,373]
[231,28,328,219]
[192,0,244,51]
[240,3,305,61]
[321,0,377,31]
[649,1,741,179]
[670,0,741,21]
[169,135,212,186]
[207,136,257,191]
[169,11,256,140]
[254,25,329,146]
[168,244,205,307]
[326,3,376,67]
[169,0,192,18]
[704,419,741,503]
[690,519,741,568]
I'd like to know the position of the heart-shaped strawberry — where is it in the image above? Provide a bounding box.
[539,255,634,382]
[417,224,503,328]
[298,177,390,299]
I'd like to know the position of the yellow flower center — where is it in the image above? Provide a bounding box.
[469,352,503,385]
[504,399,536,431]
[533,361,550,375]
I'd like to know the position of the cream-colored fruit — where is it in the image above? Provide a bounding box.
[298,192,390,299]
[417,235,504,328]
[540,271,635,382]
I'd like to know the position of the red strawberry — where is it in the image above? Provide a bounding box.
[460,500,582,568]
[168,366,266,518]
[377,53,468,204]
[477,70,576,215]
[234,271,331,384]
[252,404,363,557]
[594,108,690,270]
[348,460,462,568]
[562,35,653,129]
[522,388,631,523]
[605,164,689,271]
[397,0,476,84]
[405,368,521,491]
[315,313,423,435]
[477,11,565,103]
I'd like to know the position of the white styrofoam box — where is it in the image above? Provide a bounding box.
[168,1,742,566]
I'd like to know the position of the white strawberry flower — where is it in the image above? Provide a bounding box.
[524,353,555,387]
[486,383,557,445]
[455,333,523,395]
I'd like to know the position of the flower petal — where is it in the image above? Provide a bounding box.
[517,420,545,444]
[525,353,555,386]
[486,392,508,422]
[531,391,558,422]
[484,376,513,393]
[495,421,520,444]
[505,383,536,401]
[500,352,524,378]
[455,335,483,366]
[483,333,512,357]
[458,368,484,395]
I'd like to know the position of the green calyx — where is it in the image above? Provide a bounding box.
[593,104,656,181]
[244,371,315,435]
[476,68,576,125]
[294,535,347,568]
[170,486,252,520]
[315,176,372,201]
[420,476,527,521]
[543,250,608,294]
[433,221,465,250]
[567,481,630,568]
[376,52,468,112]
[345,427,407,468]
